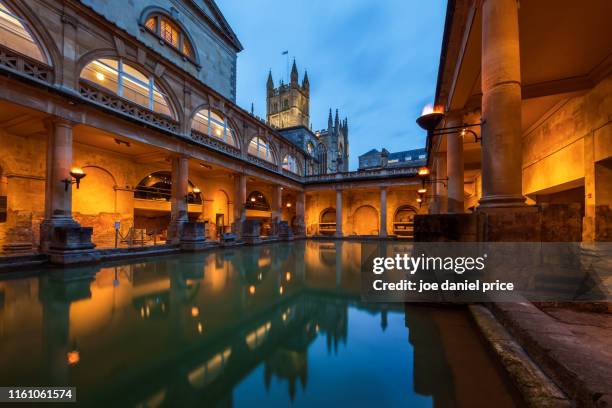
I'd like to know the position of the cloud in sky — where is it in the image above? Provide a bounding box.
[217,0,447,169]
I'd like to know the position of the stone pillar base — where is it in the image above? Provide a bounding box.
[2,242,34,255]
[180,221,207,251]
[478,194,526,208]
[242,219,261,245]
[42,223,99,265]
[167,220,187,245]
[278,221,294,241]
[47,249,101,265]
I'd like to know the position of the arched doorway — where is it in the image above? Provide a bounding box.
[245,191,272,236]
[319,208,336,235]
[352,205,379,235]
[212,189,230,238]
[133,171,202,243]
[394,205,417,237]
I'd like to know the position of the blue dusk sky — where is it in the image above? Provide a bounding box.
[217,0,447,170]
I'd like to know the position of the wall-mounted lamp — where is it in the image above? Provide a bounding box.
[62,167,86,191]
[286,202,292,208]
[416,106,482,144]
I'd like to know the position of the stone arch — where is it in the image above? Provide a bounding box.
[134,171,202,204]
[212,188,231,234]
[246,190,270,211]
[76,51,183,121]
[393,205,417,237]
[138,5,201,66]
[319,207,336,235]
[189,103,242,149]
[2,0,62,76]
[352,205,379,235]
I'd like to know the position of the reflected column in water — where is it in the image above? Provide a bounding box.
[335,241,343,288]
[39,267,97,384]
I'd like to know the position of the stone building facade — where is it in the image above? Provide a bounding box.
[359,148,427,170]
[0,0,424,263]
[421,0,611,242]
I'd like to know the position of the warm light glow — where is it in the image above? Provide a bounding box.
[215,128,222,136]
[197,322,204,334]
[416,198,423,203]
[71,167,84,175]
[421,103,443,115]
[279,285,284,295]
[67,350,80,365]
[418,188,427,194]
[315,324,320,333]
[282,312,287,321]
[95,72,105,81]
[285,272,291,281]
[250,197,256,202]
[286,202,292,208]
[461,129,466,137]
[418,167,430,176]
[191,306,199,317]
[257,273,262,281]
[193,187,201,194]
[249,285,256,295]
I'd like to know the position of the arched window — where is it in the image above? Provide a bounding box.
[192,109,238,147]
[144,14,194,58]
[282,154,298,174]
[248,137,274,163]
[319,208,336,235]
[246,191,270,211]
[80,58,173,117]
[306,142,314,156]
[134,171,201,204]
[317,144,327,174]
[0,2,46,62]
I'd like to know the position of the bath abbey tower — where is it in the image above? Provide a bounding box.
[266,60,349,174]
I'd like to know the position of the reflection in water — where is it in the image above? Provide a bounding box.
[0,241,522,407]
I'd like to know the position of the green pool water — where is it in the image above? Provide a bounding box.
[0,241,523,407]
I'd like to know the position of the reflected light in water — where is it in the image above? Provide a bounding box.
[67,350,80,366]
[249,285,256,295]
[279,286,284,295]
[191,306,199,317]
[285,272,291,281]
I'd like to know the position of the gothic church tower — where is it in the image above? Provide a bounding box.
[266,60,310,129]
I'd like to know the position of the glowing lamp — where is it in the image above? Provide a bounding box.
[418,167,430,177]
[416,104,445,132]
[418,188,427,194]
[193,187,201,194]
[416,197,423,203]
[250,197,256,202]
[286,202,292,208]
[96,72,105,81]
[63,167,86,191]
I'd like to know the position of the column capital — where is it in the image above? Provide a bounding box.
[43,117,75,131]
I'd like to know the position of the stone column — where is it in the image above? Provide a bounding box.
[436,152,448,213]
[296,191,305,235]
[446,114,464,213]
[479,0,524,208]
[379,187,388,237]
[272,185,282,235]
[233,173,247,232]
[168,155,189,244]
[40,119,83,253]
[335,189,343,238]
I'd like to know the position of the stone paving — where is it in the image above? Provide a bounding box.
[490,302,612,408]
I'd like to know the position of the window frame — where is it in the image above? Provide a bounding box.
[144,14,196,63]
[282,154,299,174]
[80,58,174,118]
[192,108,238,147]
[248,137,275,163]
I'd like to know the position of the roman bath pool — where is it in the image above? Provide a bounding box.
[0,241,523,407]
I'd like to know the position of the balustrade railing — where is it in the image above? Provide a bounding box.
[191,130,241,158]
[0,44,53,84]
[79,81,180,133]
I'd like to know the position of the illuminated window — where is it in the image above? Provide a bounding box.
[134,171,201,204]
[80,58,173,117]
[246,191,270,211]
[0,2,45,62]
[388,159,399,164]
[248,137,274,163]
[306,142,314,155]
[192,109,238,147]
[282,154,298,174]
[144,14,194,58]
